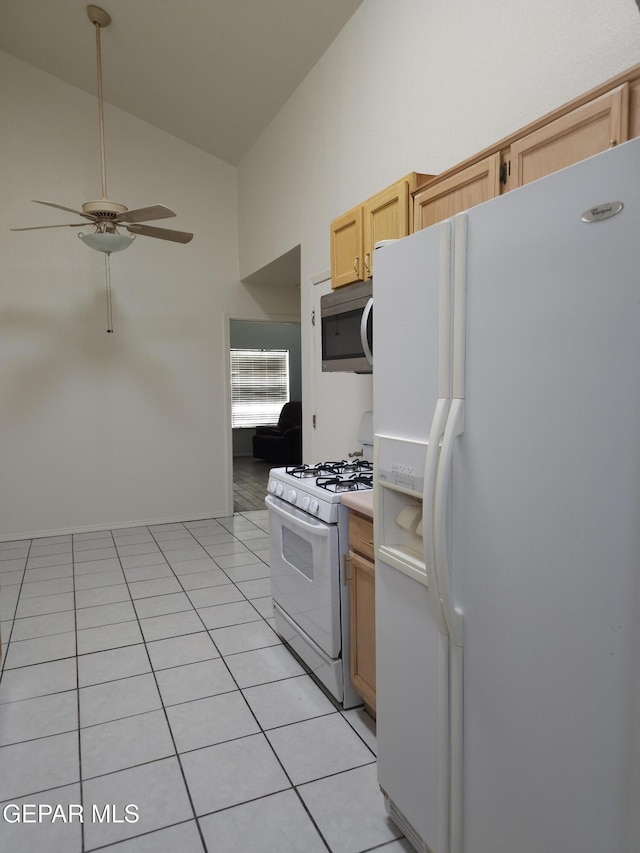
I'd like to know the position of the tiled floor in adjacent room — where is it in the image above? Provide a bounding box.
[232,456,272,513]
[0,511,410,852]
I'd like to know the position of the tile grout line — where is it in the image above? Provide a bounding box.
[0,538,34,682]
[116,521,211,853]
[80,818,195,853]
[72,529,94,853]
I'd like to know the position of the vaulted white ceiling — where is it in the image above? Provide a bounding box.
[0,0,364,165]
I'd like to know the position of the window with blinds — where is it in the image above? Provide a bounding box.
[230,349,290,428]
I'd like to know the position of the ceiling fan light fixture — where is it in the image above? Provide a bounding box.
[79,231,135,253]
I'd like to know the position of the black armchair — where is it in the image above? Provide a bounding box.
[252,401,302,465]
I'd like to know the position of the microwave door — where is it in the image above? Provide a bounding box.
[321,296,373,373]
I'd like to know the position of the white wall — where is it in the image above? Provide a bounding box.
[0,51,299,539]
[237,0,640,459]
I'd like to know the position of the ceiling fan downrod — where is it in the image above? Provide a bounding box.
[87,5,111,200]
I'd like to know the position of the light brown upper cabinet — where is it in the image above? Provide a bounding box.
[362,180,410,279]
[413,153,501,232]
[330,173,432,288]
[331,206,364,289]
[508,84,629,189]
[411,64,640,233]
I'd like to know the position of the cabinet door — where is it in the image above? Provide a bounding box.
[349,550,376,712]
[330,206,364,289]
[363,180,410,278]
[509,84,629,188]
[349,512,375,562]
[413,153,501,231]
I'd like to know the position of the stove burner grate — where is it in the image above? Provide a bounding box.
[316,473,374,493]
[286,463,338,478]
[286,460,372,478]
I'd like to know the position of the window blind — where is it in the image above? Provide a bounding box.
[230,349,290,428]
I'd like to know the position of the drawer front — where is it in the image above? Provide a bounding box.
[349,512,374,561]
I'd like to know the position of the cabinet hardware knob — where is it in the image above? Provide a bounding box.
[609,139,618,148]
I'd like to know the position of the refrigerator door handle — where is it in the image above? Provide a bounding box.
[423,396,450,636]
[433,397,464,648]
[360,297,374,366]
[434,396,464,853]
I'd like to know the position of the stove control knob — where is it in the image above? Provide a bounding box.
[309,500,319,515]
[275,483,284,497]
[268,479,277,494]
[287,489,297,504]
[301,496,310,511]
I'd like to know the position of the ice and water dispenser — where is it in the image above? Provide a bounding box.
[375,435,430,584]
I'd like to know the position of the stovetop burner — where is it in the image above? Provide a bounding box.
[316,473,374,493]
[286,463,338,478]
[334,459,373,475]
[286,460,373,479]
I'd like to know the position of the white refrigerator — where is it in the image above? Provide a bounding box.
[373,137,640,853]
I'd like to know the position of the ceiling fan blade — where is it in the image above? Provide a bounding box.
[11,223,88,231]
[116,204,176,224]
[32,200,95,220]
[124,223,193,244]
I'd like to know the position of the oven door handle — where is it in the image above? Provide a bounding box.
[265,495,331,537]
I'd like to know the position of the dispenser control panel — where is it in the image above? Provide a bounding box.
[390,463,416,490]
[376,434,426,495]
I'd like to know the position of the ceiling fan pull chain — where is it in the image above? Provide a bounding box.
[105,252,114,333]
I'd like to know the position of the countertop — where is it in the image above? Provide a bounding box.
[340,490,374,519]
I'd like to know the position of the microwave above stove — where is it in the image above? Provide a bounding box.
[320,279,373,373]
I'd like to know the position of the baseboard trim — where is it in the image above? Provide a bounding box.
[1,511,233,543]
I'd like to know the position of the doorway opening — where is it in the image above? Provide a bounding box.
[230,319,302,513]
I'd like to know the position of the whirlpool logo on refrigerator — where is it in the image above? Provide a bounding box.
[580,200,624,222]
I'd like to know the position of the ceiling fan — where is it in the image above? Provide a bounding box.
[11,5,194,329]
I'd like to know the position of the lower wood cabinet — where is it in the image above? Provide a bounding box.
[347,510,376,715]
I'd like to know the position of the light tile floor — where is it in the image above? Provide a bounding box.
[0,512,411,853]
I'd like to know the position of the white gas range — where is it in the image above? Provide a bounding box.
[266,460,373,708]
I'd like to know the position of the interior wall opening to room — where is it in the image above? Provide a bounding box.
[229,319,302,513]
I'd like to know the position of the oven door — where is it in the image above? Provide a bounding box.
[266,494,341,658]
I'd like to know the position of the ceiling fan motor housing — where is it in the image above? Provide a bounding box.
[82,200,127,219]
